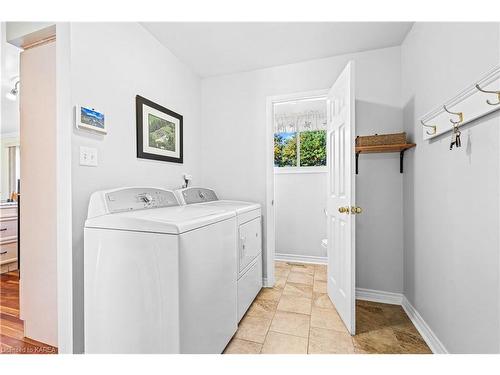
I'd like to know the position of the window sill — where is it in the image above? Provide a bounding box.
[274,167,327,175]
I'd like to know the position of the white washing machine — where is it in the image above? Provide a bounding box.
[84,187,237,354]
[176,187,262,321]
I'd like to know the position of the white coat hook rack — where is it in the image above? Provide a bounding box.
[420,65,500,141]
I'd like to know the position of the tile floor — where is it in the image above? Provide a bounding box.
[224,261,431,354]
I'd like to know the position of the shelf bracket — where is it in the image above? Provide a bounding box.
[355,152,360,175]
[400,150,405,173]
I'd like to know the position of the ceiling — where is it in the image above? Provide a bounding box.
[142,22,413,78]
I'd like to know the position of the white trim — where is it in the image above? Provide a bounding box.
[265,97,276,290]
[262,277,272,288]
[0,132,20,139]
[275,253,327,265]
[355,288,403,305]
[354,288,447,354]
[402,296,448,354]
[274,166,327,175]
[55,23,73,354]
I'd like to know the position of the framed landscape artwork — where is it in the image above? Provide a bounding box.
[136,95,183,163]
[76,105,107,134]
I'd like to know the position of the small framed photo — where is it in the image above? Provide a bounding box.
[76,105,107,134]
[136,95,183,164]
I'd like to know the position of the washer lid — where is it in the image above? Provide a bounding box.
[85,205,235,234]
[195,200,261,215]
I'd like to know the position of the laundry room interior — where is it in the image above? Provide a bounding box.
[1,17,499,360]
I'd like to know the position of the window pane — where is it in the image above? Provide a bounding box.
[274,132,297,167]
[299,130,326,167]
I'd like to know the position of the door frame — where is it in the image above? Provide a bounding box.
[264,88,329,287]
[2,22,73,353]
[55,23,73,354]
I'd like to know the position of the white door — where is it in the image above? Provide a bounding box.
[326,61,357,335]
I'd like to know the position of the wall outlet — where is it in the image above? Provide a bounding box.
[80,146,98,167]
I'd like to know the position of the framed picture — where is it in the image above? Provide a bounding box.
[136,95,183,164]
[76,105,107,134]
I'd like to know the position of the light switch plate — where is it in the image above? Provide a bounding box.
[80,146,98,167]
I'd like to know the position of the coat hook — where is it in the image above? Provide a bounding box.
[443,105,464,125]
[475,83,500,106]
[421,120,436,135]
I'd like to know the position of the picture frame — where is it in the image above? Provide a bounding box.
[75,105,107,134]
[135,95,183,164]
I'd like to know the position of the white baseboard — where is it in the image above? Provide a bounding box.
[275,253,327,265]
[356,288,403,305]
[402,296,448,354]
[262,277,273,288]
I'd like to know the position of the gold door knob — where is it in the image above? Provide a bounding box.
[351,206,363,214]
[338,206,350,214]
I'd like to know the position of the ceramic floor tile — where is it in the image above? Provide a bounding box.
[234,315,272,344]
[225,262,432,355]
[314,270,327,282]
[313,280,327,293]
[256,287,282,302]
[290,264,315,275]
[352,327,403,354]
[269,310,310,338]
[312,293,334,309]
[308,327,354,354]
[224,338,263,354]
[246,298,278,320]
[380,304,412,325]
[275,268,291,277]
[310,306,348,333]
[282,282,313,298]
[274,276,287,290]
[392,325,432,354]
[276,295,312,315]
[276,261,293,269]
[287,272,313,286]
[261,331,308,354]
[314,264,327,272]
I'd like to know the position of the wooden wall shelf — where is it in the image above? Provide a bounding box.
[355,143,416,174]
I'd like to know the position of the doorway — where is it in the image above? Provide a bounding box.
[265,62,357,335]
[0,22,73,354]
[265,89,329,289]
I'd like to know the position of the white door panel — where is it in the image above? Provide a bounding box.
[326,61,356,335]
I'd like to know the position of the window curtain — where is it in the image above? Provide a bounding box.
[274,110,327,133]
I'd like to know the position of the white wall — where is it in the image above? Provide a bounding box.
[201,46,405,293]
[275,171,327,260]
[19,41,58,347]
[401,22,500,353]
[70,23,202,352]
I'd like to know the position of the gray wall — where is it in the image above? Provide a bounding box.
[401,22,500,353]
[356,100,404,293]
[201,46,405,293]
[70,23,202,352]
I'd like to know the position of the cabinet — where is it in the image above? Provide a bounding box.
[0,203,18,274]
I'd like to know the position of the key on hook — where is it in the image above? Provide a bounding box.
[449,125,461,150]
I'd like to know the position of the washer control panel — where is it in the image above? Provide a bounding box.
[105,188,179,213]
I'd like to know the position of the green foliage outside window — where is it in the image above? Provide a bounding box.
[274,130,326,167]
[299,130,327,166]
[274,132,297,167]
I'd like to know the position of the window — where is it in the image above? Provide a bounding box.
[273,97,327,168]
